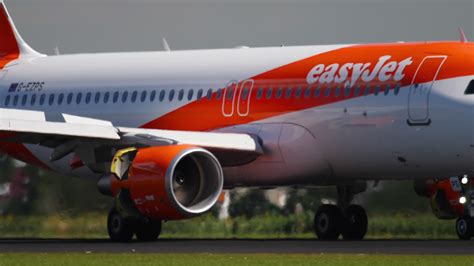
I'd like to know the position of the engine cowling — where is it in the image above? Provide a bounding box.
[414,178,467,219]
[106,145,224,220]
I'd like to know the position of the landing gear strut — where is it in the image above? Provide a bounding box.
[314,184,368,240]
[107,207,162,242]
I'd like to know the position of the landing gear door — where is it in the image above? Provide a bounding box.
[407,55,447,125]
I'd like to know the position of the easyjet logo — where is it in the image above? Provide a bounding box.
[306,55,413,88]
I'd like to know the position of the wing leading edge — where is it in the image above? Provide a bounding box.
[0,108,262,168]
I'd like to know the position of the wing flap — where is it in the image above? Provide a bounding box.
[118,127,262,154]
[0,108,262,167]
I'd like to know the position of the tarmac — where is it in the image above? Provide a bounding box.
[0,239,473,254]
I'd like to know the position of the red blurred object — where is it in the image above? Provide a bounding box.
[415,177,473,219]
[0,168,29,201]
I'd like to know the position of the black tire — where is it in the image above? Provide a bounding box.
[456,216,473,240]
[341,205,368,240]
[107,208,135,242]
[135,219,162,242]
[314,204,343,240]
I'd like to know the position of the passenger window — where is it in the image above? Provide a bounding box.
[67,93,73,104]
[334,86,341,97]
[187,90,194,101]
[314,86,321,97]
[131,91,138,103]
[226,88,234,100]
[295,86,302,98]
[256,87,263,100]
[31,94,36,106]
[178,89,184,101]
[276,87,283,99]
[266,87,273,99]
[40,94,46,105]
[354,85,361,96]
[104,92,110,103]
[4,95,10,106]
[344,85,351,97]
[394,83,401,95]
[197,89,203,100]
[150,90,156,102]
[364,85,371,96]
[140,91,147,102]
[215,89,222,100]
[121,91,128,103]
[374,85,381,96]
[58,93,64,105]
[49,94,55,105]
[464,80,474,95]
[85,92,92,104]
[324,86,331,97]
[95,92,101,103]
[21,95,27,106]
[242,87,249,99]
[160,90,166,102]
[206,89,212,100]
[113,92,119,103]
[13,95,18,106]
[169,90,175,101]
[285,87,292,99]
[384,84,391,96]
[76,93,82,104]
[304,86,311,98]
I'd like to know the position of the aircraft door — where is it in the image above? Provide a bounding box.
[222,81,238,117]
[407,55,447,125]
[237,80,254,116]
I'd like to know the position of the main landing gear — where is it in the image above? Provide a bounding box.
[107,207,162,242]
[313,185,368,240]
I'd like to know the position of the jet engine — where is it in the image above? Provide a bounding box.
[99,145,224,220]
[414,178,471,219]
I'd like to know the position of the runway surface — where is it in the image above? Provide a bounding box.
[0,239,473,254]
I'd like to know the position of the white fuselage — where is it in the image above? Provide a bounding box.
[1,43,473,186]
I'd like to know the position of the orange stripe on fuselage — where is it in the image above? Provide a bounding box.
[0,3,19,69]
[142,42,474,131]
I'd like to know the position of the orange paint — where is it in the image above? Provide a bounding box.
[0,3,19,69]
[142,42,474,131]
[112,145,195,220]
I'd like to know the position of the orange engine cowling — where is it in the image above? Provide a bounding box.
[414,178,471,219]
[106,145,224,220]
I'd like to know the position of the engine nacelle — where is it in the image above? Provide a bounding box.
[414,178,468,219]
[104,145,224,220]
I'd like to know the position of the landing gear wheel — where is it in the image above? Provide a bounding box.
[456,216,473,240]
[342,205,368,240]
[135,219,162,242]
[314,204,342,240]
[107,208,135,242]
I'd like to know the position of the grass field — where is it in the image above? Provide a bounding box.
[0,212,458,239]
[0,254,473,266]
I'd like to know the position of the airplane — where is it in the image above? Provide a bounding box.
[0,0,473,241]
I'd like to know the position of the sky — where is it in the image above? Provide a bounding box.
[5,0,474,55]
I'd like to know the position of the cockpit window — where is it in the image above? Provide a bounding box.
[465,80,474,95]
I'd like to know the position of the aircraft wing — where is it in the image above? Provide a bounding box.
[0,108,262,167]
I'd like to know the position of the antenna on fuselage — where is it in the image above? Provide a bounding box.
[458,27,468,43]
[162,38,171,52]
